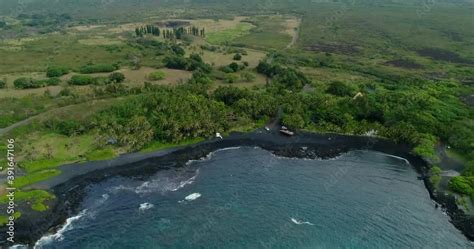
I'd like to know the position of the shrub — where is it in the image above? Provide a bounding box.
[79,63,117,74]
[37,77,61,86]
[171,44,185,56]
[0,80,5,88]
[109,72,125,83]
[45,119,84,136]
[69,75,94,85]
[326,81,354,97]
[413,133,439,162]
[14,78,42,89]
[46,66,69,77]
[233,53,242,61]
[225,74,239,83]
[229,62,240,72]
[190,53,203,63]
[148,71,166,81]
[213,86,250,105]
[164,55,211,73]
[189,71,213,85]
[241,72,256,82]
[58,87,72,96]
[449,176,474,195]
[93,76,111,85]
[221,66,234,74]
[257,61,283,77]
[163,56,188,70]
[274,68,310,90]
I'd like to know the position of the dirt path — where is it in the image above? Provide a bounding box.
[286,17,302,49]
[0,117,36,137]
[0,98,120,137]
[436,144,465,172]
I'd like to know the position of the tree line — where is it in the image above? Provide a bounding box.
[135,25,206,40]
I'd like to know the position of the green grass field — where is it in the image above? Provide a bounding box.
[233,15,295,50]
[206,22,254,44]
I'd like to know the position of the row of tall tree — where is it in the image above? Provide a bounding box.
[135,25,161,37]
[135,25,206,40]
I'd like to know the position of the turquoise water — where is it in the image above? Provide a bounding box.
[35,147,471,248]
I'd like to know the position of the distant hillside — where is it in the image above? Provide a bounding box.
[0,0,472,17]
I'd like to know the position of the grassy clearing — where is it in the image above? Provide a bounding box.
[0,33,133,74]
[214,71,267,89]
[231,117,269,133]
[0,190,55,211]
[199,49,266,68]
[19,133,97,172]
[71,25,106,32]
[0,96,56,128]
[0,96,138,188]
[78,37,124,46]
[84,146,117,161]
[14,170,61,189]
[118,67,192,87]
[190,16,249,33]
[206,23,254,44]
[233,15,294,50]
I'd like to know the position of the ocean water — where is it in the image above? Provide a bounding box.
[33,147,471,249]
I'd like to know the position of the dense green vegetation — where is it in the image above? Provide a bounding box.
[79,63,118,74]
[69,75,95,85]
[147,71,166,81]
[46,66,69,78]
[13,77,60,89]
[69,73,125,85]
[108,72,125,83]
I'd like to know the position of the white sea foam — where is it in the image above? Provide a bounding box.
[185,193,201,201]
[139,202,154,211]
[216,146,242,152]
[172,169,199,191]
[34,210,87,248]
[385,154,410,164]
[10,245,28,249]
[109,184,136,193]
[134,169,200,194]
[291,218,314,226]
[370,151,410,165]
[185,147,242,166]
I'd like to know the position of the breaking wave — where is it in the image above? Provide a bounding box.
[34,210,88,248]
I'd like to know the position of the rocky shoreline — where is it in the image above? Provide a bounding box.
[2,130,474,247]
